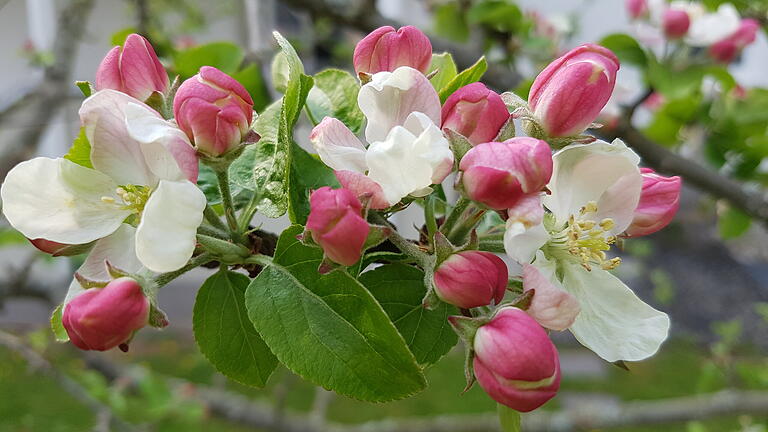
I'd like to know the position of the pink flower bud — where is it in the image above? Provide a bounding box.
[459,138,553,210]
[433,251,508,308]
[306,187,370,266]
[626,0,648,19]
[353,26,432,75]
[528,44,620,137]
[522,264,580,331]
[62,277,149,351]
[473,307,561,412]
[441,83,510,146]
[663,9,690,39]
[709,19,759,63]
[625,168,681,237]
[173,66,254,156]
[95,33,169,102]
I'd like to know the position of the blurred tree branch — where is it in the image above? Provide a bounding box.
[0,0,96,179]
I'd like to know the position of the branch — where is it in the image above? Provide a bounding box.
[601,117,768,226]
[280,0,520,91]
[0,0,96,179]
[81,354,768,432]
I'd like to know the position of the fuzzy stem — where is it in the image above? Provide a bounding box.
[215,169,240,237]
[155,253,213,287]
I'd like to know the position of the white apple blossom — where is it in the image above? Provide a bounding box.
[503,139,670,362]
[309,66,453,208]
[685,3,741,47]
[1,90,205,273]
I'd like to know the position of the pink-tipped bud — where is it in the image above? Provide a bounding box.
[473,307,561,412]
[663,9,691,39]
[306,187,370,266]
[62,277,149,351]
[353,26,432,75]
[625,168,681,237]
[173,66,254,156]
[522,264,580,331]
[528,44,620,137]
[709,19,760,64]
[95,33,169,102]
[441,83,511,146]
[626,0,648,19]
[433,251,508,308]
[459,138,553,210]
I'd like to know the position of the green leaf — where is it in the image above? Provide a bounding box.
[439,57,488,103]
[250,101,288,216]
[245,226,426,401]
[232,63,271,113]
[50,304,69,342]
[646,60,707,99]
[718,206,751,239]
[174,42,244,79]
[428,53,458,93]
[359,263,458,366]
[306,69,364,133]
[273,31,311,128]
[110,27,136,46]
[467,1,523,33]
[63,127,93,169]
[193,270,277,387]
[599,33,648,67]
[433,3,469,42]
[498,404,522,431]
[288,143,339,225]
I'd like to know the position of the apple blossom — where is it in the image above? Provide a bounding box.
[441,83,510,146]
[663,8,690,39]
[63,277,149,351]
[310,66,452,208]
[528,44,620,137]
[686,3,741,47]
[174,66,254,156]
[353,26,432,75]
[472,307,561,412]
[306,187,370,266]
[95,33,169,102]
[459,138,552,210]
[626,0,648,19]
[503,139,670,362]
[1,90,205,273]
[433,251,507,308]
[522,260,580,331]
[625,168,681,237]
[709,19,760,63]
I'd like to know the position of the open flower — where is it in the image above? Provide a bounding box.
[310,66,452,208]
[1,90,205,273]
[685,3,741,47]
[503,139,670,362]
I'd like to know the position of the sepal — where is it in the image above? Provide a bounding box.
[445,128,473,163]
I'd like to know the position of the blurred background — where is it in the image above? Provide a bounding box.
[0,0,767,431]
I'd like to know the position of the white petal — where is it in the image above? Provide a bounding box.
[503,220,548,264]
[686,3,741,47]
[64,225,142,304]
[544,139,642,230]
[309,117,368,173]
[80,90,155,186]
[403,112,454,184]
[366,126,429,205]
[135,180,205,272]
[1,157,129,244]
[124,102,197,183]
[560,262,670,362]
[359,66,441,143]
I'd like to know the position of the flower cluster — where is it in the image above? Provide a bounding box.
[1,34,255,351]
[627,0,758,63]
[305,26,682,412]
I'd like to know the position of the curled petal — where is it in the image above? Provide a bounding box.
[523,256,580,331]
[358,66,441,143]
[1,158,129,244]
[334,170,389,210]
[310,117,368,173]
[135,180,205,272]
[503,220,548,265]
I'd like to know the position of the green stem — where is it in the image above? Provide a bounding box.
[215,169,240,236]
[424,196,438,245]
[243,254,273,267]
[238,191,261,233]
[447,207,487,245]
[371,213,432,267]
[440,197,471,236]
[304,105,320,126]
[155,253,213,287]
[197,224,229,240]
[204,204,227,231]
